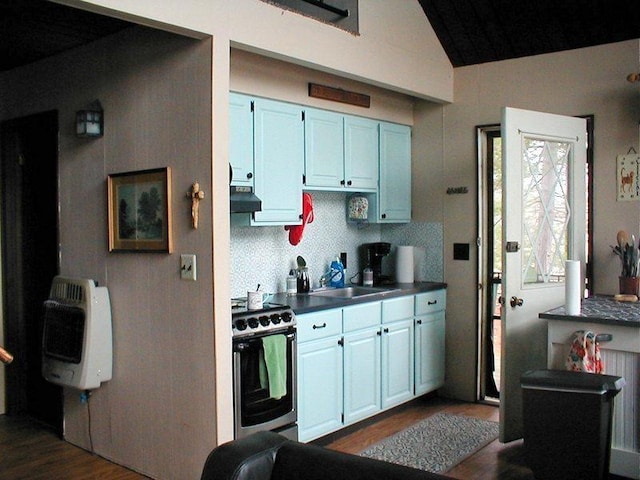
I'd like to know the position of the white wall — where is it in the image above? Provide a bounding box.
[231,48,415,124]
[59,0,453,102]
[438,40,640,401]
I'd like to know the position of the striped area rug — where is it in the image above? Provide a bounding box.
[359,412,499,474]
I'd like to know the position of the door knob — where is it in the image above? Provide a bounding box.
[510,296,524,308]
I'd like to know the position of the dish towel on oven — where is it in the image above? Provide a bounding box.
[259,335,287,400]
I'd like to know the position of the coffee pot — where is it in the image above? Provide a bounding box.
[362,242,391,285]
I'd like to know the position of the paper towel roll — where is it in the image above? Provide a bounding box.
[396,246,414,283]
[565,260,581,315]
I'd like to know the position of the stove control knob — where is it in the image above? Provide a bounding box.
[248,317,259,329]
[270,313,281,324]
[281,311,292,323]
[259,315,270,327]
[235,319,248,331]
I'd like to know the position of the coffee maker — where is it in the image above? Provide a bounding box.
[363,242,391,285]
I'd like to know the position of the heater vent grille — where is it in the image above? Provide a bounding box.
[50,281,85,304]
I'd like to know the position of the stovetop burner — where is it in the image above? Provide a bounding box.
[231,299,296,337]
[231,297,285,315]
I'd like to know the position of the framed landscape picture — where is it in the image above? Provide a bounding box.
[108,167,173,252]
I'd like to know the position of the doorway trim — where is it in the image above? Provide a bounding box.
[476,116,595,403]
[476,123,500,403]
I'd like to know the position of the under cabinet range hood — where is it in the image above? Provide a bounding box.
[230,185,262,213]
[229,163,262,213]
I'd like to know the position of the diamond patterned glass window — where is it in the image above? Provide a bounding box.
[521,137,571,285]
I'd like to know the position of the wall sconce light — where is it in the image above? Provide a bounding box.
[76,100,103,138]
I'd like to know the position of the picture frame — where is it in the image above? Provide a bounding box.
[107,167,173,252]
[616,154,640,202]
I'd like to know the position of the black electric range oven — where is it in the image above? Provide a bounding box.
[231,300,297,441]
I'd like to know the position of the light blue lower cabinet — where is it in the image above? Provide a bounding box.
[343,328,381,425]
[381,318,414,409]
[297,336,343,442]
[415,311,445,395]
[297,293,444,442]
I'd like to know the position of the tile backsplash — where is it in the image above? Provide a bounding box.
[230,192,443,297]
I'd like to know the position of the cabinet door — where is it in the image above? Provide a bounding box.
[379,122,411,223]
[304,108,344,189]
[253,99,304,225]
[343,328,381,424]
[381,318,414,409]
[229,93,255,187]
[297,337,343,442]
[344,116,378,191]
[415,311,445,395]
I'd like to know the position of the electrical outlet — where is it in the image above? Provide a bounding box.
[180,254,197,281]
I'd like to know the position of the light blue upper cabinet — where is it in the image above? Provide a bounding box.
[379,122,412,223]
[253,98,304,225]
[304,110,378,192]
[344,115,378,191]
[304,108,344,189]
[229,93,254,187]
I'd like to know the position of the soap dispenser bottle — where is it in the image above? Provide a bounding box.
[329,257,345,288]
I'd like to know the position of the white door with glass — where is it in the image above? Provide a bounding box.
[500,107,586,442]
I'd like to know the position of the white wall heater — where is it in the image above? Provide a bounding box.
[42,276,112,390]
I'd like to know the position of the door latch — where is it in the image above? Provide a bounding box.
[506,241,520,253]
[510,296,524,308]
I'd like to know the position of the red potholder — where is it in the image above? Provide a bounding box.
[285,193,314,246]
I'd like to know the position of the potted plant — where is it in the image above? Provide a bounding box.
[611,230,640,295]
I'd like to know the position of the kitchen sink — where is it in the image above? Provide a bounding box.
[309,286,399,299]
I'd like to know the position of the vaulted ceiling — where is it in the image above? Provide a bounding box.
[0,0,639,73]
[418,0,640,67]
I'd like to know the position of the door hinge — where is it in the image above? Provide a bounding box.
[250,100,254,112]
[301,111,305,121]
[303,174,306,184]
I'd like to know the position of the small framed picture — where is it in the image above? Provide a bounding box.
[616,154,639,201]
[107,167,173,252]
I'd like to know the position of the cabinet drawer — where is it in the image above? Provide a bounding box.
[297,309,342,342]
[415,290,446,315]
[382,296,414,324]
[343,302,381,333]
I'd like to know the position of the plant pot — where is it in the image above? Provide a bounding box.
[618,276,640,296]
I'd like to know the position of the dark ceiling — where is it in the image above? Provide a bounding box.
[418,0,640,67]
[0,0,132,72]
[1,0,639,73]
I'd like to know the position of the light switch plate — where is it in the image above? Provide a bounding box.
[180,254,197,281]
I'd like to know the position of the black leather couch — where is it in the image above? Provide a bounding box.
[201,431,452,480]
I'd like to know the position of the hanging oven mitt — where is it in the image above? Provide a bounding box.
[566,330,604,373]
[284,192,314,246]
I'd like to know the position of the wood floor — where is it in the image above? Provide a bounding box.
[321,396,535,480]
[0,414,151,480]
[0,396,538,480]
